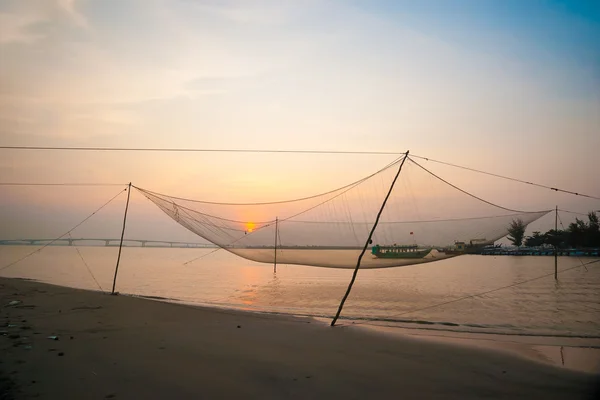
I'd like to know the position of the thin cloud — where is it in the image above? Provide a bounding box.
[0,0,597,207]
[0,13,45,44]
[57,0,89,28]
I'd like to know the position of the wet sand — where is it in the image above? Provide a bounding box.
[1,277,598,399]
[354,323,600,374]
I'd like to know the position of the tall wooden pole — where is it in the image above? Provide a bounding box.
[112,183,132,295]
[331,151,409,326]
[554,205,558,280]
[274,217,278,273]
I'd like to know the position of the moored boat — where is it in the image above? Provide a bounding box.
[371,244,431,259]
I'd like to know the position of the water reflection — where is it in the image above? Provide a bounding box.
[1,247,598,337]
[262,273,283,305]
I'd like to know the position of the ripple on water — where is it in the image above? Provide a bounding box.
[1,247,598,337]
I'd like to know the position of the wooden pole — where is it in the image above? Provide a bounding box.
[331,151,409,326]
[274,217,278,273]
[554,205,558,280]
[112,182,132,295]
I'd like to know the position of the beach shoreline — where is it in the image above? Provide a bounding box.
[165,301,600,374]
[23,278,600,375]
[128,291,600,375]
[1,277,599,399]
[350,322,600,375]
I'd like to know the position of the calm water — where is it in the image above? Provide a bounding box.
[1,246,598,338]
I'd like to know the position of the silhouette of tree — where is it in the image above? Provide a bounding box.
[585,212,600,247]
[544,229,568,248]
[568,218,588,247]
[507,218,526,247]
[524,231,544,247]
[522,211,599,248]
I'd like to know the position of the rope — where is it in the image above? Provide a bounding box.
[558,209,593,217]
[137,188,274,225]
[131,156,402,206]
[278,171,380,223]
[1,146,595,200]
[0,188,127,272]
[183,247,223,265]
[407,157,550,214]
[0,145,404,155]
[288,212,547,225]
[410,154,600,201]
[0,183,127,186]
[68,232,104,292]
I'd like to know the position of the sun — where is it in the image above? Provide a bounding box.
[245,222,255,233]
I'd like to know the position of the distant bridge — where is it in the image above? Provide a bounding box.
[0,238,215,248]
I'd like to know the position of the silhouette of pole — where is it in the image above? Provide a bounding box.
[274,217,278,273]
[554,205,558,280]
[331,151,409,326]
[112,183,132,295]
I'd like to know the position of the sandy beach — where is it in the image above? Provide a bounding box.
[1,277,598,399]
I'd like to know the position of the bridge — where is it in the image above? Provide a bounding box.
[0,238,215,248]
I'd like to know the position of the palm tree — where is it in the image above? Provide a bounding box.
[507,218,526,247]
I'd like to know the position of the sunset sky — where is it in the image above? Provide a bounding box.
[0,0,598,240]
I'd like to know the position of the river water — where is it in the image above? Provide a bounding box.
[1,246,598,338]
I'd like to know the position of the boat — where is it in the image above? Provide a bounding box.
[371,244,432,259]
[443,239,493,255]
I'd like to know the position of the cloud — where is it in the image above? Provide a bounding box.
[187,1,302,26]
[0,13,45,44]
[0,0,89,46]
[57,0,88,28]
[0,0,597,205]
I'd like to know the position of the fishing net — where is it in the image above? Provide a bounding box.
[135,156,549,268]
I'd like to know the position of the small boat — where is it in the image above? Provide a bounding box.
[443,239,493,255]
[371,244,431,259]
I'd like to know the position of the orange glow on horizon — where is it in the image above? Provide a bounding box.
[246,222,255,233]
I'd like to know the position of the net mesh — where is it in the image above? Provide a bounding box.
[136,156,549,268]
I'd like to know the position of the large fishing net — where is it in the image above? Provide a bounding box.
[135,156,549,268]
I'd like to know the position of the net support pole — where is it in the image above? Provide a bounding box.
[331,151,409,326]
[554,205,558,280]
[274,217,278,273]
[112,182,132,295]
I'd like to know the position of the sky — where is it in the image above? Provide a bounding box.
[0,0,599,241]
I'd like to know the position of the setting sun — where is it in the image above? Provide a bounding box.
[245,222,255,233]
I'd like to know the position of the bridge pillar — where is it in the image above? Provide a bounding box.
[105,240,110,246]
[141,241,146,247]
[68,239,73,246]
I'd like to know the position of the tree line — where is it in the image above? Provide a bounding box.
[507,212,600,248]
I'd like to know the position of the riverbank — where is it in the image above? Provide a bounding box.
[1,277,598,399]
